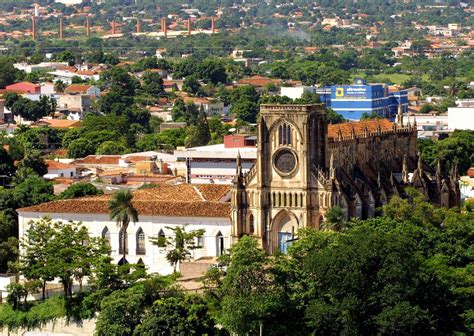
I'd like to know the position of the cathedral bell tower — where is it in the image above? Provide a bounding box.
[232,104,328,254]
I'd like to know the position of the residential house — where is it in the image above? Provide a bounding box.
[5,82,40,94]
[64,84,100,99]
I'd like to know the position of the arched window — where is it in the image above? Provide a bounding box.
[136,227,146,255]
[216,231,224,256]
[119,227,128,255]
[249,214,255,234]
[101,226,111,247]
[278,123,292,145]
[156,229,166,248]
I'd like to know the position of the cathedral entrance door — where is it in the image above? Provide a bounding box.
[271,211,297,254]
[278,232,292,254]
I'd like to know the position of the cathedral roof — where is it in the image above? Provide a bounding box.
[18,184,232,218]
[328,119,394,140]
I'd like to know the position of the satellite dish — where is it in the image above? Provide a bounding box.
[229,128,237,133]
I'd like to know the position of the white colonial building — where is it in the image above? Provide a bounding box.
[18,184,232,275]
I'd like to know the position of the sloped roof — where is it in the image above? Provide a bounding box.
[31,119,82,129]
[328,119,394,140]
[74,155,121,165]
[45,160,75,170]
[18,184,232,218]
[237,75,282,87]
[64,84,93,93]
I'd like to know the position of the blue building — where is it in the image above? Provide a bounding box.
[317,78,408,120]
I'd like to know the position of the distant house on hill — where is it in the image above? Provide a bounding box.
[64,84,100,98]
[5,82,41,94]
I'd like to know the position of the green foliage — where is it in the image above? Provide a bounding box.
[135,294,218,335]
[321,206,345,231]
[141,70,165,97]
[95,286,145,336]
[15,126,64,151]
[183,75,201,95]
[0,296,66,330]
[136,128,186,151]
[0,146,15,177]
[419,130,474,175]
[151,225,204,273]
[95,141,126,155]
[16,150,47,176]
[185,110,211,148]
[67,138,95,159]
[219,236,288,335]
[18,217,108,298]
[14,175,54,207]
[10,96,56,122]
[58,182,103,200]
[0,57,21,88]
[229,85,260,123]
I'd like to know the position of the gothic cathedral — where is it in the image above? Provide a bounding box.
[231,104,459,254]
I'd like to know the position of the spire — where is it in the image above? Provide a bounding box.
[436,160,442,187]
[402,154,409,183]
[451,161,459,181]
[417,152,423,175]
[396,104,403,126]
[329,151,335,179]
[236,150,242,177]
[390,171,396,186]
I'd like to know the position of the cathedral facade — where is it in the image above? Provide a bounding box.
[231,104,460,254]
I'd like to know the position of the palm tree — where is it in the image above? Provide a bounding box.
[54,80,66,93]
[322,206,345,231]
[108,190,138,263]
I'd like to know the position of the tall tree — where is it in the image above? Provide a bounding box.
[108,190,139,263]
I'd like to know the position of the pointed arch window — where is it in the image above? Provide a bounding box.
[157,229,166,248]
[249,214,255,234]
[101,226,111,248]
[278,123,292,145]
[136,227,146,255]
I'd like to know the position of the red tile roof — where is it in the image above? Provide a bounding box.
[237,75,282,87]
[64,84,93,94]
[328,119,394,140]
[74,155,121,165]
[45,160,75,170]
[18,185,231,218]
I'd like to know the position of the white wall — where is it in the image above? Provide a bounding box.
[18,212,231,275]
[448,107,474,130]
[280,86,315,100]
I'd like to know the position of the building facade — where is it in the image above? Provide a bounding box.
[231,104,459,254]
[318,78,408,120]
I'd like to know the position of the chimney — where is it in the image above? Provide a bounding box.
[59,16,64,39]
[162,18,167,37]
[31,16,36,40]
[86,16,91,37]
[187,17,191,35]
[136,18,141,33]
[211,16,215,33]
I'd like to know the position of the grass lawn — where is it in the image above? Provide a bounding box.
[352,72,430,85]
